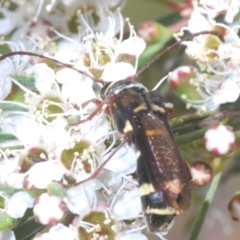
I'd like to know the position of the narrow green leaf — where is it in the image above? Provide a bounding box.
[0,134,18,143]
[0,134,23,150]
[0,102,28,112]
[170,113,213,129]
[175,128,208,145]
[12,74,37,91]
[189,171,222,240]
[13,218,45,240]
[0,183,18,195]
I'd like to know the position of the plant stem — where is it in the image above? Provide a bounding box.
[189,170,222,240]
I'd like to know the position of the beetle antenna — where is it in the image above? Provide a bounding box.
[152,73,170,91]
[0,31,223,84]
[0,51,105,84]
[131,30,224,80]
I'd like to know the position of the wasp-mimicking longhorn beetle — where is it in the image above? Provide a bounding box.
[0,30,223,233]
[101,79,191,232]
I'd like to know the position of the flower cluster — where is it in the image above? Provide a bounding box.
[1,0,240,239]
[0,1,150,239]
[168,0,240,111]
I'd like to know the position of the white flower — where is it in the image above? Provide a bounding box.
[65,183,97,215]
[97,170,123,193]
[116,231,148,240]
[33,224,76,240]
[0,1,148,238]
[6,191,34,218]
[176,68,240,111]
[173,4,240,110]
[104,145,137,175]
[33,233,49,240]
[0,1,68,42]
[0,60,13,100]
[193,0,240,23]
[117,35,146,56]
[7,172,25,189]
[48,224,76,240]
[24,161,66,189]
[16,116,46,147]
[0,8,24,35]
[78,115,110,144]
[33,193,66,225]
[111,187,142,220]
[101,62,136,82]
[56,0,124,34]
[0,229,16,240]
[186,10,213,34]
[217,28,240,63]
[213,77,240,104]
[0,154,19,185]
[26,63,56,93]
[204,125,236,155]
[53,15,145,81]
[56,68,95,105]
[16,115,68,151]
[0,114,26,138]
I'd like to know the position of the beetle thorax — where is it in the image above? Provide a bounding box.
[101,80,147,99]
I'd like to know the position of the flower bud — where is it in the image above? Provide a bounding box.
[190,161,212,186]
[204,125,235,156]
[138,21,164,44]
[33,193,66,225]
[228,190,240,221]
[168,66,203,102]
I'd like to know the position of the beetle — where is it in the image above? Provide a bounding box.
[0,30,223,232]
[100,79,191,231]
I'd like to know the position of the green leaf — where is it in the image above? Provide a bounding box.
[0,213,18,231]
[0,102,27,112]
[47,182,67,198]
[175,127,208,145]
[6,74,37,103]
[0,134,23,150]
[13,218,45,240]
[6,84,25,103]
[0,134,18,143]
[12,74,37,91]
[170,112,213,129]
[0,183,18,195]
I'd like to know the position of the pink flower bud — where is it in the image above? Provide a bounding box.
[204,125,235,156]
[33,193,66,225]
[138,21,165,44]
[168,66,196,89]
[228,191,240,221]
[190,161,212,186]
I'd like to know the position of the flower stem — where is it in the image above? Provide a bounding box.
[189,170,222,240]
